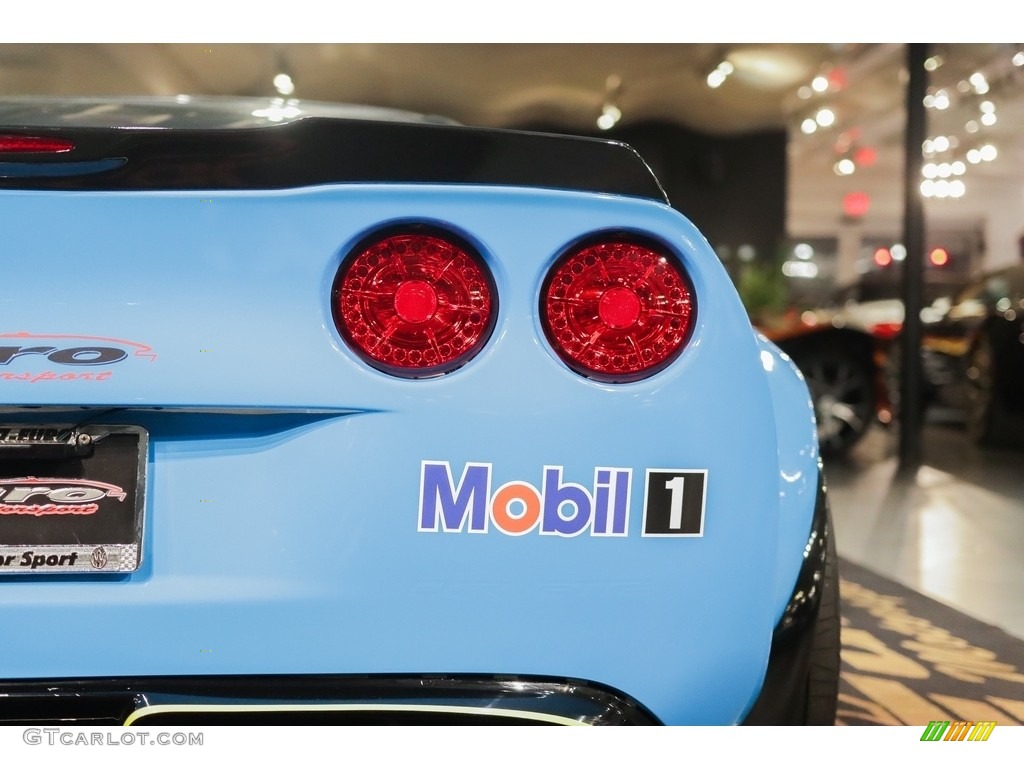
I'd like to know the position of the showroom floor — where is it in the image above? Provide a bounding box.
[827,415,1024,641]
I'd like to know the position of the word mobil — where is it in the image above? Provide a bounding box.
[418,462,631,537]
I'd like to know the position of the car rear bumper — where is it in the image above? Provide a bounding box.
[0,674,659,726]
[0,480,832,727]
[743,475,836,725]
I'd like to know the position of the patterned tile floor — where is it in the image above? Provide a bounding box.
[837,557,1023,726]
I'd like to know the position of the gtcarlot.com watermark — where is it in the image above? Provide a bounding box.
[23,728,203,747]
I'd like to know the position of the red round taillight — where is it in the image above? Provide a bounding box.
[334,230,497,377]
[541,239,695,382]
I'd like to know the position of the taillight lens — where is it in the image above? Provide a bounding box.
[0,135,74,153]
[542,239,695,382]
[334,230,497,377]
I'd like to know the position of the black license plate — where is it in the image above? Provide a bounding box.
[0,424,147,574]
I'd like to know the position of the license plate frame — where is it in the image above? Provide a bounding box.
[0,424,147,574]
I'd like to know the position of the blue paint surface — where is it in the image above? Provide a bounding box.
[0,184,818,724]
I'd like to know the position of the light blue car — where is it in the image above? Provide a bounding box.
[0,97,837,726]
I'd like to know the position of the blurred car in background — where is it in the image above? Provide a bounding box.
[920,264,1024,445]
[760,297,901,455]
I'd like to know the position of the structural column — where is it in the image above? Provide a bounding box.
[898,43,928,471]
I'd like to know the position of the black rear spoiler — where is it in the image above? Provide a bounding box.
[0,118,668,202]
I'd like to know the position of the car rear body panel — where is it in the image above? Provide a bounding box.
[0,180,818,724]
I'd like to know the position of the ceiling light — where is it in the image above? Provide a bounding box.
[937,162,952,178]
[923,94,935,108]
[794,243,814,260]
[922,139,934,155]
[815,108,835,127]
[797,85,813,100]
[707,69,727,89]
[949,180,966,198]
[969,72,989,94]
[273,73,295,96]
[1014,52,1024,67]
[979,144,997,161]
[891,244,907,261]
[924,55,944,71]
[980,100,995,113]
[967,148,982,164]
[834,158,855,176]
[933,90,950,110]
[965,120,980,133]
[728,48,808,86]
[800,118,817,134]
[934,180,950,198]
[596,104,621,130]
[707,60,734,89]
[932,135,950,152]
[920,179,935,197]
[599,75,624,129]
[811,75,829,93]
[951,161,966,175]
[981,112,997,126]
[922,162,938,179]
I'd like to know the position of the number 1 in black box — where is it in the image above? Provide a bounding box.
[642,469,707,537]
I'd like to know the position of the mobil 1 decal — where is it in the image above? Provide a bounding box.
[641,469,707,537]
[418,461,707,538]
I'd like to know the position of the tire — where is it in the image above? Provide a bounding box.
[740,502,840,725]
[792,344,875,455]
[801,509,840,725]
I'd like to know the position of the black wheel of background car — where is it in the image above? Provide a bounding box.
[801,509,840,725]
[797,346,875,455]
[965,333,1009,446]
